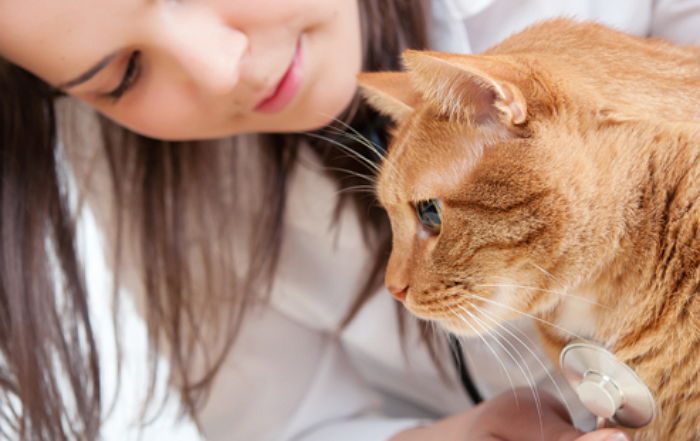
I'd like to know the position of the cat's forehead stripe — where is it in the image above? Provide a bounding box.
[380,117,512,205]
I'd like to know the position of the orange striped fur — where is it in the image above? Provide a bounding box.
[359,19,700,440]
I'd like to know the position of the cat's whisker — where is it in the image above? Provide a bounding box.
[459,292,586,341]
[372,158,409,198]
[486,275,599,307]
[464,309,545,439]
[318,115,415,187]
[447,307,520,406]
[305,132,382,173]
[490,271,612,310]
[316,124,379,155]
[437,320,450,340]
[475,282,611,310]
[457,306,544,431]
[435,322,449,344]
[528,262,559,282]
[428,317,441,342]
[471,303,577,421]
[325,167,376,192]
[314,119,417,194]
[335,185,378,197]
[329,130,385,162]
[323,166,378,185]
[307,128,410,201]
[318,114,387,160]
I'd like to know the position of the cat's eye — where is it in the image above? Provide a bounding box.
[415,199,443,235]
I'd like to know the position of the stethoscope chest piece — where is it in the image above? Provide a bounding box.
[560,340,656,428]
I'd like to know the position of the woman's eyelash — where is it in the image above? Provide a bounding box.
[107,51,142,100]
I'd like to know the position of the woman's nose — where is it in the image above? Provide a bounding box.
[154,4,248,96]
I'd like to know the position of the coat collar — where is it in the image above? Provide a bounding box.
[430,0,495,53]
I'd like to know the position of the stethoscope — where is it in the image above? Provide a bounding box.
[450,337,657,430]
[560,340,657,429]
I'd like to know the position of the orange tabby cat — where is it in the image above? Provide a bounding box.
[359,19,700,440]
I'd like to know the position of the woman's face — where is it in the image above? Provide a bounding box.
[0,0,362,140]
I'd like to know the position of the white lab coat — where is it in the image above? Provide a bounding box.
[73,1,700,440]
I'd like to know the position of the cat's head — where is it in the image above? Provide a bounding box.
[359,50,622,335]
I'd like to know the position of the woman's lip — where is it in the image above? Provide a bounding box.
[254,41,303,114]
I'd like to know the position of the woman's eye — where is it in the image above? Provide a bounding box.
[415,199,443,235]
[107,51,142,100]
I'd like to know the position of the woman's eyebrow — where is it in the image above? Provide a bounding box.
[57,50,121,90]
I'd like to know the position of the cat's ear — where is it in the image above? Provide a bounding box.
[357,71,422,122]
[402,50,527,126]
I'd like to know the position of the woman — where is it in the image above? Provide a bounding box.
[0,0,698,440]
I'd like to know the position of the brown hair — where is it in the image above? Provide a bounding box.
[0,1,430,440]
[0,62,100,440]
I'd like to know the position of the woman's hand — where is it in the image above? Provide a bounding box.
[390,388,631,441]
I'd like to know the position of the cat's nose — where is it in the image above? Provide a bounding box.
[387,284,408,302]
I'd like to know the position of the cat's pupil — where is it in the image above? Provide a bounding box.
[415,199,443,234]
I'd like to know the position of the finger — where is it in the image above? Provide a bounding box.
[559,429,631,441]
[477,436,508,441]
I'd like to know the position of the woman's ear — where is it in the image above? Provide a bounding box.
[357,71,421,122]
[402,50,528,126]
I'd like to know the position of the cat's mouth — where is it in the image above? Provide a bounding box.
[404,284,525,337]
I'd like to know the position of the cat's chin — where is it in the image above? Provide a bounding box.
[434,314,502,337]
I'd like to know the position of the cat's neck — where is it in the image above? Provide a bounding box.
[551,120,700,349]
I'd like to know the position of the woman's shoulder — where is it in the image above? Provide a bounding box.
[436,0,654,24]
[430,0,700,53]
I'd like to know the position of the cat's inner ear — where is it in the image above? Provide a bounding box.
[402,50,527,126]
[358,71,422,122]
